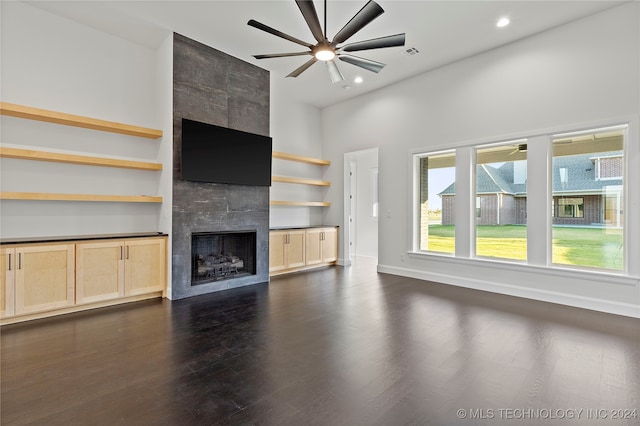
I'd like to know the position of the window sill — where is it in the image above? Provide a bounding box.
[407,251,638,287]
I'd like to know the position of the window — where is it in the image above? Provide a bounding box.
[415,151,455,253]
[474,142,527,261]
[557,197,584,218]
[411,123,628,275]
[552,126,625,270]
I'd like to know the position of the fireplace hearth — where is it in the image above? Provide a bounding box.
[191,231,256,285]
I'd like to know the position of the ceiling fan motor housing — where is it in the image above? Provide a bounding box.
[248,0,406,82]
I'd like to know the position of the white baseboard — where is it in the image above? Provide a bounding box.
[377,264,640,319]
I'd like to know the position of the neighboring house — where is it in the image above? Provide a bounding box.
[438,151,623,227]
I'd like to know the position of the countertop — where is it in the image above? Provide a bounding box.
[269,225,339,231]
[1,232,167,245]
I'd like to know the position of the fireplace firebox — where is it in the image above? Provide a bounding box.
[191,231,256,285]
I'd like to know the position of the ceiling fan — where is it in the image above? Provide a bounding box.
[248,0,406,83]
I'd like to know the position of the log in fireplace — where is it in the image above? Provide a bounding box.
[191,231,256,285]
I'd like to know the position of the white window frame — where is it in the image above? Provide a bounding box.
[411,149,456,254]
[409,119,635,279]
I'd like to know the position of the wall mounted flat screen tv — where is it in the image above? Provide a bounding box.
[181,118,272,186]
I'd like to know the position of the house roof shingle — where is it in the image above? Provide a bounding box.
[437,151,622,196]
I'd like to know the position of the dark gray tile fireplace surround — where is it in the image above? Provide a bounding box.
[172,33,270,299]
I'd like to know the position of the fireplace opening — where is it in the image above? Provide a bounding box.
[191,231,257,285]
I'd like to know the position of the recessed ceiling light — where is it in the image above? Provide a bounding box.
[496,17,510,28]
[354,76,363,84]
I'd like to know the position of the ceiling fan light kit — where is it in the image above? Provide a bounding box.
[248,0,406,83]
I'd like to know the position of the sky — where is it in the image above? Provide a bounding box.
[427,167,455,210]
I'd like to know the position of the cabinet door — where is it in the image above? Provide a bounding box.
[76,241,124,304]
[124,238,166,296]
[305,229,323,266]
[269,231,288,272]
[15,244,75,315]
[287,230,306,269]
[321,228,338,263]
[0,247,16,318]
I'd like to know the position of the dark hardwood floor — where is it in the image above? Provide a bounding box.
[2,257,639,425]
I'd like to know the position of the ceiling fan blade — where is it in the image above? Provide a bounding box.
[341,33,405,52]
[295,0,325,43]
[332,0,384,45]
[248,19,313,49]
[326,60,345,84]
[254,52,312,59]
[287,57,318,78]
[338,54,385,73]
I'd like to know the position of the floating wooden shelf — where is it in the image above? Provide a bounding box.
[272,175,330,186]
[0,192,162,203]
[270,200,330,207]
[272,151,330,166]
[0,102,163,139]
[0,147,162,171]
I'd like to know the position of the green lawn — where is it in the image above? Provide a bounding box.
[426,225,623,270]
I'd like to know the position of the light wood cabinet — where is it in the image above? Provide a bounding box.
[305,227,338,265]
[76,237,166,304]
[14,244,75,315]
[1,235,167,324]
[76,241,125,304]
[123,238,166,296]
[0,247,16,318]
[269,230,306,273]
[269,227,338,276]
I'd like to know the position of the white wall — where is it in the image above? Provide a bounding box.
[1,1,169,239]
[321,3,640,317]
[269,78,328,228]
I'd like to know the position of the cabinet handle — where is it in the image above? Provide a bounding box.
[18,253,22,270]
[120,246,123,260]
[126,246,130,260]
[7,253,10,271]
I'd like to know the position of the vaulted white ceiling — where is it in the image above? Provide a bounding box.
[26,0,627,108]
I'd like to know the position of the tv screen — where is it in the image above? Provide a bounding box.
[181,118,272,186]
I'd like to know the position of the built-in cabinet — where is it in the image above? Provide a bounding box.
[1,235,166,324]
[305,228,338,266]
[269,227,338,276]
[269,229,306,273]
[76,238,165,304]
[0,102,167,325]
[0,247,15,318]
[76,241,125,304]
[1,244,75,316]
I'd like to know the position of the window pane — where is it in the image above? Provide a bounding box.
[417,151,455,253]
[475,142,527,261]
[552,126,625,270]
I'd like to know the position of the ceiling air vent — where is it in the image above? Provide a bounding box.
[402,47,420,56]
